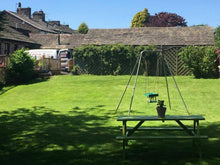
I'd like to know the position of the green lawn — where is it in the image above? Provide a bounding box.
[0,75,219,165]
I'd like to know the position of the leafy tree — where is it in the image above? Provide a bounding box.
[146,12,187,27]
[131,8,150,27]
[6,48,36,84]
[77,22,89,34]
[179,46,218,78]
[215,26,220,47]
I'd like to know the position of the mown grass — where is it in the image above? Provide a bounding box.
[0,75,219,165]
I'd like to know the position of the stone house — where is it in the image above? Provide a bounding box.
[0,3,76,56]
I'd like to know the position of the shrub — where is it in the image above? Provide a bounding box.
[71,65,80,75]
[73,44,157,75]
[179,46,219,78]
[0,82,5,90]
[6,48,36,84]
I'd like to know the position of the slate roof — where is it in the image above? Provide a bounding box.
[83,27,215,46]
[30,26,215,48]
[4,10,77,34]
[29,33,85,49]
[5,10,56,33]
[0,24,38,44]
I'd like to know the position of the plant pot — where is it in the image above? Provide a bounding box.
[156,107,166,118]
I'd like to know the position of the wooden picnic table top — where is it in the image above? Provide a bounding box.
[117,115,205,121]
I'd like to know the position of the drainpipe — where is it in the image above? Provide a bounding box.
[57,31,60,45]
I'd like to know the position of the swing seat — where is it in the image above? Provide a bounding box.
[145,93,159,103]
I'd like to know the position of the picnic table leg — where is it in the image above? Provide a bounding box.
[196,120,202,158]
[193,120,196,146]
[193,120,202,158]
[122,121,127,159]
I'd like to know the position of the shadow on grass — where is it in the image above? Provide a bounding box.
[0,106,219,165]
[0,86,16,96]
[0,106,122,165]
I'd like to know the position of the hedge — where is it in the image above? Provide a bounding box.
[73,44,157,75]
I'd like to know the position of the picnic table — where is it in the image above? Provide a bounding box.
[116,115,208,157]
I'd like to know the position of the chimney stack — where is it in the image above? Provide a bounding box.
[33,10,45,22]
[17,2,31,18]
[18,2,21,8]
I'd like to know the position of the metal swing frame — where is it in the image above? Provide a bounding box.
[115,49,190,116]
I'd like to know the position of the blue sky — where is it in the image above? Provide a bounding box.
[1,0,220,30]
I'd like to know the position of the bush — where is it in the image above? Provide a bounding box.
[0,82,5,90]
[73,44,157,75]
[71,65,80,75]
[6,48,36,84]
[179,46,219,78]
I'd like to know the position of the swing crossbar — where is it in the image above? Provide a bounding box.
[145,93,159,103]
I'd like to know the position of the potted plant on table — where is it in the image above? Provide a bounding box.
[156,100,166,118]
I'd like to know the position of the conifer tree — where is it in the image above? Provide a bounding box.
[131,8,150,27]
[77,22,89,34]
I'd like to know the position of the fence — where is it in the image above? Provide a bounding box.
[35,58,61,75]
[163,47,191,76]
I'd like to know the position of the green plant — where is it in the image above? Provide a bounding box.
[77,22,89,34]
[73,44,157,75]
[157,100,165,108]
[131,8,150,27]
[179,46,219,78]
[6,48,36,84]
[0,82,4,90]
[71,65,80,75]
[215,26,220,47]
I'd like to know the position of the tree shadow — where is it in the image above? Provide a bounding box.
[0,106,219,165]
[0,106,121,165]
[0,86,16,96]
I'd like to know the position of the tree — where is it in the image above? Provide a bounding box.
[131,8,150,27]
[146,12,187,27]
[215,26,220,47]
[77,22,89,34]
[6,48,36,84]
